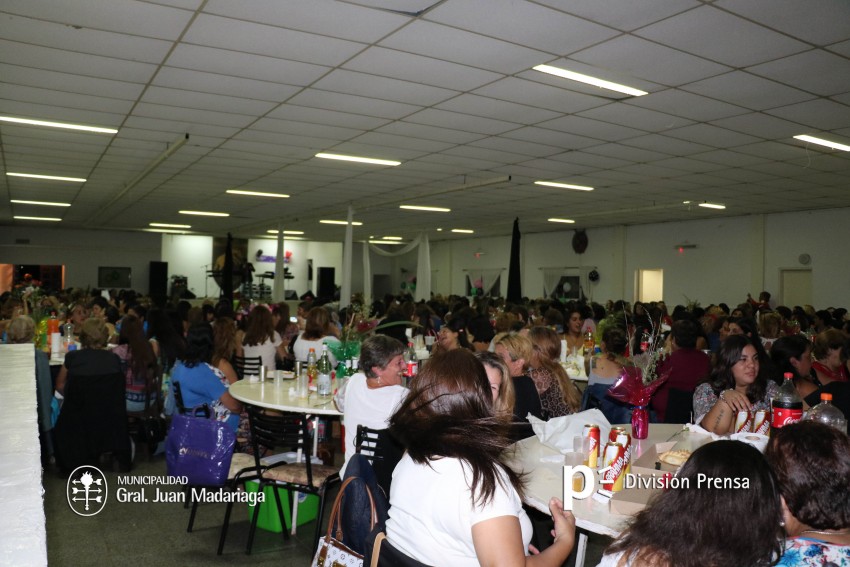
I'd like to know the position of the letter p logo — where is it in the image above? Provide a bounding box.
[562,465,594,511]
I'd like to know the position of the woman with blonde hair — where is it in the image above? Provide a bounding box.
[494,332,543,439]
[475,351,515,419]
[527,326,581,418]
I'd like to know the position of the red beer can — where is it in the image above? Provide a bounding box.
[614,430,632,475]
[602,442,626,492]
[752,410,769,435]
[583,424,600,468]
[734,410,753,433]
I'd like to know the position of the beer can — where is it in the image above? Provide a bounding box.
[609,426,626,443]
[614,430,632,475]
[752,410,769,435]
[583,424,600,468]
[734,410,753,433]
[602,442,626,492]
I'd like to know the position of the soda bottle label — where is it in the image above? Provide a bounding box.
[771,407,803,429]
[407,361,418,376]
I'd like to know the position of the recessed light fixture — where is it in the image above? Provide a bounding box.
[226,189,289,198]
[533,64,648,97]
[179,210,230,217]
[266,230,305,235]
[535,181,594,191]
[793,134,850,152]
[320,220,363,226]
[698,202,726,210]
[14,215,61,222]
[315,152,401,166]
[368,240,403,245]
[6,172,86,182]
[548,218,576,224]
[399,205,451,212]
[145,228,190,234]
[383,236,403,240]
[451,229,474,234]
[10,199,70,207]
[0,115,118,134]
[150,222,191,228]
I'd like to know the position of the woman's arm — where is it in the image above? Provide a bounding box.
[472,498,574,567]
[698,389,751,434]
[217,359,239,384]
[219,390,242,413]
[55,365,68,395]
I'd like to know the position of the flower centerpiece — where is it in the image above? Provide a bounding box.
[606,314,670,439]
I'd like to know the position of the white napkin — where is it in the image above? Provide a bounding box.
[683,423,770,452]
[528,409,612,454]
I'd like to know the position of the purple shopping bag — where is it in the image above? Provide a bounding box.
[165,408,235,486]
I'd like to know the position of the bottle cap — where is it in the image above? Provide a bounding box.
[821,393,833,402]
[784,372,793,380]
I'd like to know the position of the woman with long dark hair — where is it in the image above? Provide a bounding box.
[386,349,575,566]
[693,335,780,434]
[240,305,286,372]
[112,314,158,411]
[292,306,340,366]
[434,313,473,353]
[598,440,783,567]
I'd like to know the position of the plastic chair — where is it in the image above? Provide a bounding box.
[231,355,262,380]
[217,406,340,555]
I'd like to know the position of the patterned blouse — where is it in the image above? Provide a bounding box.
[529,366,576,419]
[776,537,850,566]
[692,380,780,423]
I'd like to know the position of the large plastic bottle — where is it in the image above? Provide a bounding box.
[306,348,318,387]
[804,392,847,434]
[771,372,804,434]
[316,344,332,396]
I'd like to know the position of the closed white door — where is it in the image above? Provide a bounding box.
[780,269,812,307]
[636,269,663,303]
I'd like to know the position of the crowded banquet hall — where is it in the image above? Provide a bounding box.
[2,1,850,566]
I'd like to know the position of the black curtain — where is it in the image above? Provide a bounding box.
[507,217,522,303]
[222,232,234,301]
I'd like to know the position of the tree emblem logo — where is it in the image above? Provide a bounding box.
[66,466,108,516]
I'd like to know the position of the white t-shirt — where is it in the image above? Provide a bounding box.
[242,331,282,372]
[386,455,532,566]
[292,333,340,367]
[339,373,406,476]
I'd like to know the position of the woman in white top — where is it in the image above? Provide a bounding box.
[334,334,407,477]
[385,349,575,567]
[292,306,340,366]
[240,305,284,372]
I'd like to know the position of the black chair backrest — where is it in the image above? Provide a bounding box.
[172,380,187,414]
[665,388,694,424]
[355,425,383,464]
[354,425,404,497]
[232,355,262,379]
[246,405,316,485]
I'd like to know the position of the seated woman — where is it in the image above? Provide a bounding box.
[433,314,473,354]
[386,349,575,566]
[292,306,340,366]
[812,329,849,384]
[272,302,299,370]
[597,440,783,567]
[212,317,239,384]
[693,335,780,434]
[240,305,285,372]
[172,323,241,431]
[334,335,407,478]
[494,333,543,438]
[112,314,158,411]
[475,351,515,419]
[582,325,632,424]
[56,317,122,396]
[766,421,850,566]
[770,335,817,408]
[527,326,581,419]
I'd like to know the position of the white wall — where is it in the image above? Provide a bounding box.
[0,226,160,291]
[246,237,342,299]
[161,234,214,298]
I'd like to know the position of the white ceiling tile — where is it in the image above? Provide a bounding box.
[319,141,423,162]
[502,126,602,150]
[649,157,726,173]
[425,0,620,54]
[379,20,549,74]
[0,0,194,39]
[286,89,421,120]
[441,146,531,166]
[0,83,135,115]
[472,77,606,115]
[534,115,644,142]
[549,151,634,170]
[542,0,699,31]
[682,71,815,111]
[434,94,560,125]
[250,117,362,141]
[140,86,276,116]
[404,108,519,135]
[233,129,345,151]
[266,105,391,130]
[710,112,805,140]
[123,114,241,138]
[312,69,457,107]
[829,40,850,58]
[577,104,693,133]
[376,122,484,145]
[183,14,364,67]
[691,149,772,168]
[747,50,850,97]
[153,67,300,102]
[626,89,747,122]
[343,47,503,91]
[666,123,763,147]
[765,99,850,130]
[470,137,562,158]
[636,6,809,67]
[0,99,126,129]
[584,143,672,162]
[0,63,144,102]
[349,132,456,153]
[166,44,329,86]
[571,36,730,86]
[131,102,255,128]
[621,134,714,156]
[716,0,850,46]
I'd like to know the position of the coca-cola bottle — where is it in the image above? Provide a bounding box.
[771,372,803,434]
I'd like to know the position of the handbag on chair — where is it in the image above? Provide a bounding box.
[165,406,235,486]
[312,476,378,567]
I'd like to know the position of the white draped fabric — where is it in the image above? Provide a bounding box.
[362,242,372,305]
[467,268,503,296]
[340,206,354,309]
[272,224,285,302]
[364,232,431,302]
[542,268,563,298]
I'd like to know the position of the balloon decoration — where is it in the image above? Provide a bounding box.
[572,229,588,254]
[589,269,600,283]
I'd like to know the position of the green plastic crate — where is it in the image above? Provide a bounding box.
[245,481,319,532]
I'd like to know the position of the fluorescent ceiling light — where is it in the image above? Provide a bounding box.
[0,115,117,134]
[533,64,648,97]
[368,240,403,245]
[315,152,401,166]
[383,236,402,240]
[698,202,726,210]
[451,229,474,234]
[535,181,594,191]
[399,205,451,212]
[793,134,850,152]
[7,172,86,182]
[11,199,70,207]
[179,210,229,217]
[14,215,61,222]
[320,220,363,226]
[150,222,191,228]
[266,230,304,235]
[548,218,576,224]
[145,228,190,234]
[226,189,289,198]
